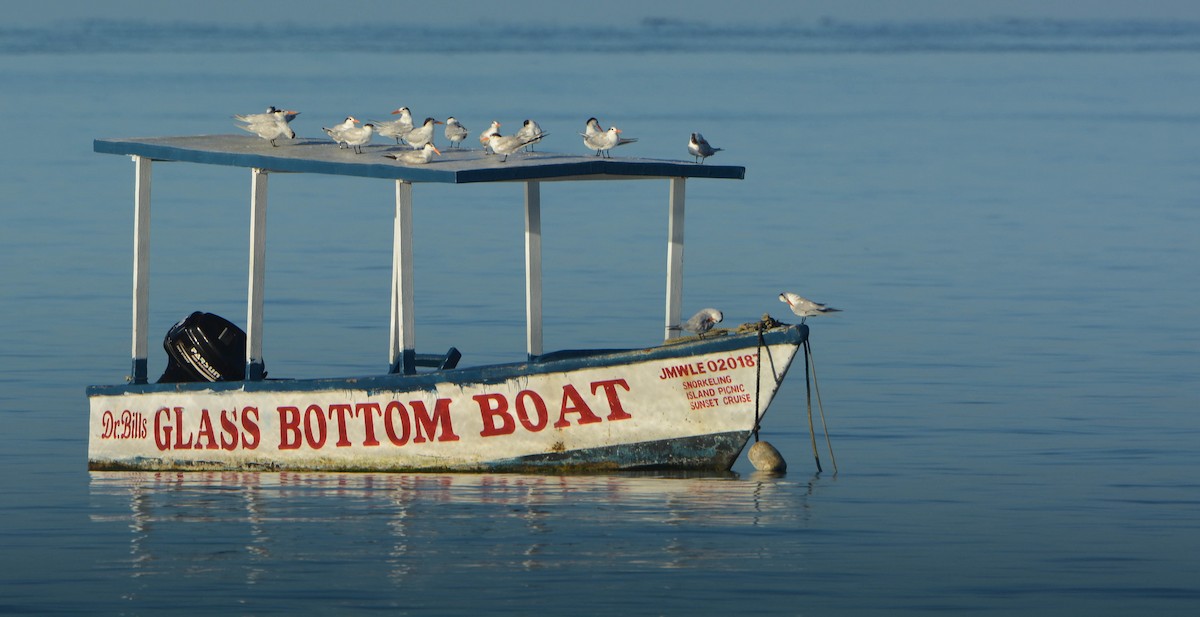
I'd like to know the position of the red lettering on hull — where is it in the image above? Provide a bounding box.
[136,377,635,454]
[154,406,262,452]
[475,378,634,438]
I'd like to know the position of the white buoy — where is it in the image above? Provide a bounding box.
[748,440,787,472]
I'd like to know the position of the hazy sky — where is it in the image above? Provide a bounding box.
[10,0,1200,26]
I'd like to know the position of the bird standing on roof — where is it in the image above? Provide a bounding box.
[444,117,469,148]
[582,117,603,140]
[375,107,414,144]
[234,106,297,125]
[339,123,375,154]
[323,116,360,148]
[405,117,442,150]
[681,308,724,336]
[479,120,501,154]
[235,107,296,147]
[779,292,841,323]
[584,126,637,158]
[516,119,544,151]
[688,132,722,164]
[385,143,441,165]
[486,131,548,163]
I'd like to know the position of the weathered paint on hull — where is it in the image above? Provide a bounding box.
[87,326,805,472]
[490,432,751,472]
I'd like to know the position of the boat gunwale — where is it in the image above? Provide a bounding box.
[86,324,807,397]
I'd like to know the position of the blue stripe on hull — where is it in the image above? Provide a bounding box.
[486,431,752,472]
[87,432,753,473]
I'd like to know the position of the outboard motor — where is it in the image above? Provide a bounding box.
[158,312,256,383]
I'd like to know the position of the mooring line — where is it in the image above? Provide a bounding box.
[803,338,823,473]
[752,326,765,442]
[806,338,838,475]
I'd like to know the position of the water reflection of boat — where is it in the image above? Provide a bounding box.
[89,471,816,581]
[87,135,807,472]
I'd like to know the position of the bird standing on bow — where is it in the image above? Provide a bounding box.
[444,117,469,148]
[681,308,724,336]
[779,292,841,323]
[688,132,722,163]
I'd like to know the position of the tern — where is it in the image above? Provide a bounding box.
[688,132,722,164]
[235,108,294,146]
[339,123,375,154]
[516,119,544,151]
[374,107,414,144]
[582,117,603,140]
[234,106,298,125]
[779,292,841,323]
[385,143,441,165]
[486,132,548,162]
[584,126,637,158]
[405,117,442,149]
[681,308,724,336]
[322,116,360,148]
[444,117,469,148]
[479,120,501,154]
[234,107,277,124]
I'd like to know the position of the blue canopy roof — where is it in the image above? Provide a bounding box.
[94,135,745,183]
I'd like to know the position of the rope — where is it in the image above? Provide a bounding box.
[804,339,823,473]
[806,338,839,475]
[751,318,787,443]
[754,317,831,473]
[752,325,764,442]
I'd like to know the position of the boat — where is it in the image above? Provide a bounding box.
[87,134,808,472]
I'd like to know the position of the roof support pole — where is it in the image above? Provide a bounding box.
[665,177,686,340]
[130,155,152,384]
[390,180,416,374]
[525,180,543,359]
[246,168,269,381]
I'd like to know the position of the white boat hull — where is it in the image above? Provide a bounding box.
[88,326,805,472]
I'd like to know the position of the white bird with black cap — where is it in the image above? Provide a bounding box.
[584,126,637,158]
[235,107,295,147]
[680,308,723,336]
[779,291,841,323]
[405,117,443,150]
[444,117,469,148]
[688,132,722,163]
[374,106,414,144]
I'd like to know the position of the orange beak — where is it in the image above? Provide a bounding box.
[431,146,442,155]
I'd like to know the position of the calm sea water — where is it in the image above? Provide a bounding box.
[1,18,1198,615]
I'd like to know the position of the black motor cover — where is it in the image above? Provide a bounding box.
[158,312,253,383]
